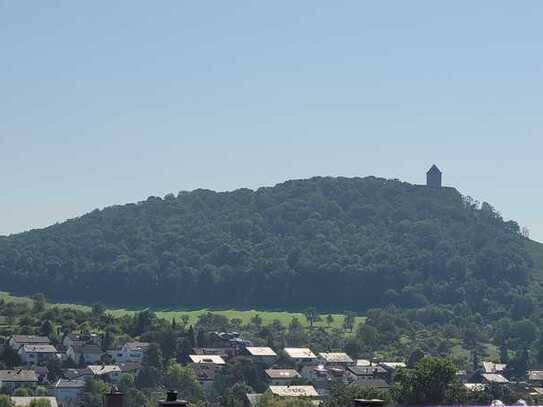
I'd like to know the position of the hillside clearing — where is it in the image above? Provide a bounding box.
[0,291,364,330]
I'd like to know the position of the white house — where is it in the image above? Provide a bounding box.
[108,342,150,363]
[18,344,58,367]
[49,379,85,405]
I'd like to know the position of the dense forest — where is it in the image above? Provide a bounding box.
[0,176,538,315]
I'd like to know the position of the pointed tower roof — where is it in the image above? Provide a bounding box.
[427,164,441,175]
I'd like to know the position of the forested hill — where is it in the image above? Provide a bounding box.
[0,176,538,313]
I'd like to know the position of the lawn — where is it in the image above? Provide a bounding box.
[0,291,364,330]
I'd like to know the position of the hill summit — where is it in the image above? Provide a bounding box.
[0,176,535,313]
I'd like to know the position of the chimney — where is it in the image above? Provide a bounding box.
[158,390,188,406]
[104,387,124,407]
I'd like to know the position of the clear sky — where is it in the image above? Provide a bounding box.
[1,1,542,241]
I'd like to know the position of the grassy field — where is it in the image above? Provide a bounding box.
[0,291,364,330]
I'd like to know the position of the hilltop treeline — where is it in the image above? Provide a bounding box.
[0,177,535,314]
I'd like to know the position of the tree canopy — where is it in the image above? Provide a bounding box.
[0,176,536,317]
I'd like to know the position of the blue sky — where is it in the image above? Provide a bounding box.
[1,1,542,241]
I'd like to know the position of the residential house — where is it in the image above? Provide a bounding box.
[346,366,388,383]
[18,344,58,367]
[0,370,38,391]
[318,352,354,368]
[189,355,226,366]
[355,360,371,367]
[87,365,121,382]
[268,385,320,401]
[63,333,102,349]
[189,363,223,392]
[49,379,85,405]
[66,343,103,365]
[11,397,59,407]
[9,336,50,351]
[244,347,277,366]
[283,348,317,366]
[108,342,150,363]
[265,369,302,386]
[300,365,332,389]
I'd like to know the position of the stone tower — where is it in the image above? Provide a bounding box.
[426,165,442,188]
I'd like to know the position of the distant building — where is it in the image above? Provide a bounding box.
[108,342,150,363]
[0,370,38,391]
[244,347,277,366]
[17,344,58,367]
[49,379,85,405]
[265,369,302,386]
[66,343,103,365]
[283,348,317,366]
[426,165,442,188]
[318,352,354,367]
[9,336,50,351]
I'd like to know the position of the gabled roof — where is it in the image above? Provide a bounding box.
[265,369,301,379]
[52,379,86,389]
[11,336,50,344]
[482,373,509,384]
[21,344,57,353]
[269,385,319,398]
[319,352,354,364]
[427,164,442,175]
[70,343,102,354]
[189,355,226,365]
[529,371,543,381]
[0,370,38,382]
[347,366,386,376]
[284,348,317,359]
[87,365,121,376]
[246,347,277,357]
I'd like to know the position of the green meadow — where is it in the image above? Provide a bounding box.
[0,291,364,330]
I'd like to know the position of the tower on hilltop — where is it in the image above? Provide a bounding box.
[426,165,442,188]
